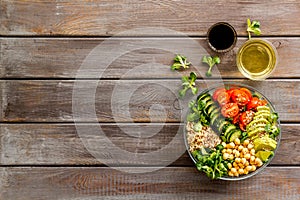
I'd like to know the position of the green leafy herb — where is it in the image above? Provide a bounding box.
[171,54,191,70]
[247,18,261,39]
[193,122,203,132]
[202,55,221,77]
[179,72,198,97]
[193,147,229,179]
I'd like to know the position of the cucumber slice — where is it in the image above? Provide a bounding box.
[210,113,220,126]
[219,121,230,133]
[207,105,217,116]
[224,124,236,136]
[197,93,210,101]
[200,96,212,105]
[209,107,220,118]
[213,116,224,128]
[204,100,214,111]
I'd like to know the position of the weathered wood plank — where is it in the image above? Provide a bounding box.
[0,123,298,166]
[1,0,300,36]
[0,167,299,200]
[0,37,299,78]
[1,80,299,122]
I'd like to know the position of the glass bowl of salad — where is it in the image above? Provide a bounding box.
[184,83,281,180]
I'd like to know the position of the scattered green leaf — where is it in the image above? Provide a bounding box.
[179,72,198,98]
[202,55,220,77]
[171,54,191,70]
[247,18,261,39]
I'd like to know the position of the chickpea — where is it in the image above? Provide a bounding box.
[241,158,247,165]
[245,161,249,167]
[255,157,262,165]
[238,163,244,169]
[235,151,240,158]
[234,172,239,177]
[246,165,252,172]
[242,148,249,155]
[228,171,234,176]
[233,162,238,167]
[228,154,234,160]
[247,143,254,150]
[250,156,256,163]
[232,149,238,154]
[238,145,244,152]
[229,142,235,149]
[231,167,237,174]
[222,142,227,147]
[243,139,250,146]
[234,138,240,145]
[223,153,229,160]
[235,157,241,163]
[256,160,263,167]
[244,169,249,175]
[227,149,233,154]
[244,153,251,160]
[238,168,244,175]
[227,163,232,170]
[250,149,256,156]
[222,149,226,154]
[251,165,256,172]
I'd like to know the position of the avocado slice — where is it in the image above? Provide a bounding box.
[253,135,277,151]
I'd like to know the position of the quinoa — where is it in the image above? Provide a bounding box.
[186,121,221,152]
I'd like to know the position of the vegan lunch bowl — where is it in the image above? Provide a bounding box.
[184,83,281,180]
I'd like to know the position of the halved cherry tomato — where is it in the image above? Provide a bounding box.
[247,97,268,110]
[221,103,239,118]
[240,88,252,99]
[240,111,255,126]
[231,89,250,106]
[217,91,230,106]
[239,123,246,132]
[258,99,267,106]
[213,88,226,101]
[247,97,260,110]
[226,88,237,97]
[239,110,255,131]
[232,113,240,124]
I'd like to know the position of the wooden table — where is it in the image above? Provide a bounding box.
[0,1,299,199]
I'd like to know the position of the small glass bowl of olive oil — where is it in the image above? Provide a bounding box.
[236,39,278,80]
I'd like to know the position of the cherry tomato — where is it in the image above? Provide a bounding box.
[247,97,260,110]
[231,89,250,106]
[240,88,252,99]
[239,123,246,132]
[232,113,240,124]
[226,88,237,97]
[221,103,239,118]
[240,110,255,126]
[247,97,267,110]
[258,99,268,106]
[213,88,226,101]
[217,91,230,106]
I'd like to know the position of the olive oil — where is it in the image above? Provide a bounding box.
[236,39,277,80]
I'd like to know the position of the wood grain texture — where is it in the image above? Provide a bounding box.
[0,167,299,200]
[0,37,299,78]
[0,123,298,166]
[1,80,299,122]
[1,0,300,36]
